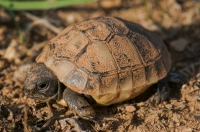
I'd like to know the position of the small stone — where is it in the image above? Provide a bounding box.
[66,14,75,24]
[0,60,4,69]
[59,118,69,130]
[125,104,136,113]
[189,106,194,112]
[165,104,173,109]
[182,128,193,132]
[175,122,180,126]
[176,104,186,110]
[169,38,189,52]
[59,118,84,131]
[169,121,174,128]
[13,64,33,83]
[136,102,145,107]
[3,39,18,61]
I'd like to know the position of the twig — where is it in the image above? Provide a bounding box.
[23,104,29,132]
[46,102,54,115]
[21,11,61,35]
[38,109,66,131]
[88,121,98,132]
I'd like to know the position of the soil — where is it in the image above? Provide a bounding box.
[0,0,200,131]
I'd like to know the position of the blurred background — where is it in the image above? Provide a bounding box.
[0,0,200,131]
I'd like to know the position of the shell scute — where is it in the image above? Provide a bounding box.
[132,67,146,89]
[154,61,167,79]
[65,68,88,93]
[50,59,76,82]
[145,64,159,85]
[107,35,142,70]
[118,70,133,96]
[83,73,100,94]
[85,23,111,41]
[53,30,89,61]
[50,25,74,43]
[95,17,129,35]
[75,19,98,31]
[99,74,118,94]
[127,31,160,65]
[36,43,51,63]
[75,41,117,73]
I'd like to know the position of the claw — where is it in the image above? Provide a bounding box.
[168,72,186,84]
[169,61,200,85]
[189,89,200,100]
[146,78,170,105]
[85,117,100,123]
[146,93,162,106]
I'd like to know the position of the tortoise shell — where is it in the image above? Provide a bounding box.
[36,17,171,105]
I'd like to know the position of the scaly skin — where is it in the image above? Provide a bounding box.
[63,87,97,122]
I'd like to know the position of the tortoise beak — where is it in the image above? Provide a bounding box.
[28,93,58,102]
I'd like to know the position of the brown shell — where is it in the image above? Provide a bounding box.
[36,17,171,105]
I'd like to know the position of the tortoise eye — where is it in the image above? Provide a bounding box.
[38,82,49,89]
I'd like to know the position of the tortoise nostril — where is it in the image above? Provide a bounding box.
[25,84,36,91]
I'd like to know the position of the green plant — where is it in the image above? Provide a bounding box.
[0,0,96,10]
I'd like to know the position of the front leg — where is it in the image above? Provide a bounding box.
[63,87,97,122]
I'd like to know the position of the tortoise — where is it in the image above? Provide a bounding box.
[24,17,171,121]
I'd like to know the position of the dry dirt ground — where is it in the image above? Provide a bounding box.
[0,0,200,131]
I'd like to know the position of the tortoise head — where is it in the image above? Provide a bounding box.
[24,63,59,102]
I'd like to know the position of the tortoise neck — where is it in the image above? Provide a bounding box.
[57,81,62,101]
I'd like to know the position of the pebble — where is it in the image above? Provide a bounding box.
[125,104,136,113]
[0,59,5,69]
[3,39,18,61]
[169,121,174,128]
[59,118,84,131]
[136,102,145,107]
[183,128,193,132]
[99,0,122,9]
[165,104,173,109]
[169,38,189,52]
[13,64,33,83]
